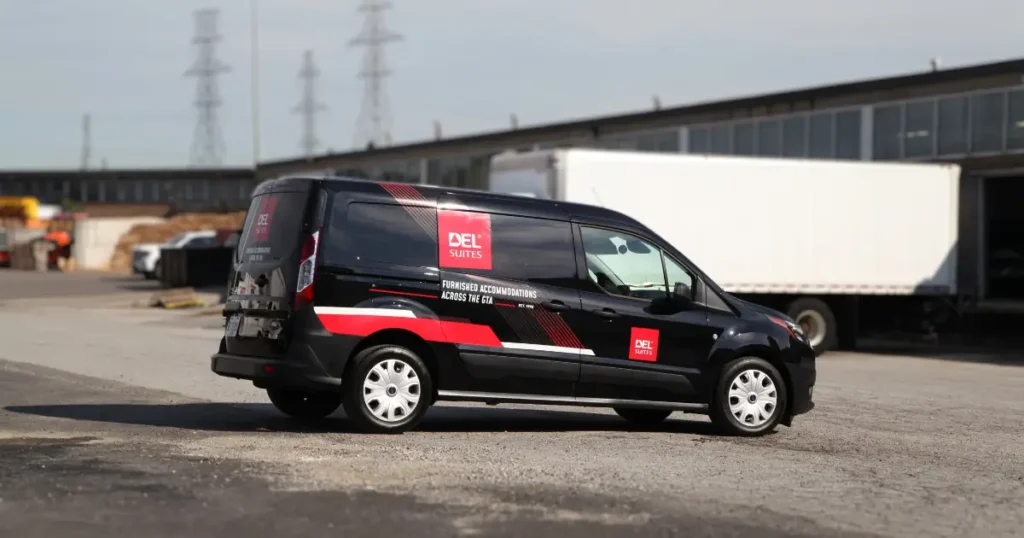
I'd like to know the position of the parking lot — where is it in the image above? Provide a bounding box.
[0,271,1022,537]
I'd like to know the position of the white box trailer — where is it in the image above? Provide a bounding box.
[488,148,962,354]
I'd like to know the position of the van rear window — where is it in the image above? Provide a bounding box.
[237,192,307,263]
[321,201,438,269]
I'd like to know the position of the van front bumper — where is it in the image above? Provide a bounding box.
[210,352,341,391]
[784,355,816,417]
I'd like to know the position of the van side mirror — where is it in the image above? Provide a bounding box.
[672,282,693,303]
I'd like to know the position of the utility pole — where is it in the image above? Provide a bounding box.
[350,0,402,149]
[80,113,92,170]
[293,50,327,158]
[250,0,261,165]
[186,8,230,166]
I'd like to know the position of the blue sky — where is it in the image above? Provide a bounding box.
[1,0,1021,169]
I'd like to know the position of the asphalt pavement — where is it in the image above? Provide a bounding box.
[0,272,1022,537]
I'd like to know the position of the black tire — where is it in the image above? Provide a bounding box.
[153,260,163,282]
[613,407,672,425]
[341,345,433,434]
[786,297,837,356]
[710,356,788,437]
[267,388,342,421]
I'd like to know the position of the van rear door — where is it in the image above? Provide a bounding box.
[224,179,319,357]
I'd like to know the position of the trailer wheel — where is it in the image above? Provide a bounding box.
[787,297,837,355]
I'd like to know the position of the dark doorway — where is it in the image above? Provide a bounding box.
[984,175,1024,299]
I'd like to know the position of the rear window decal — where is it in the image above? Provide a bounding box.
[629,327,659,361]
[252,195,278,242]
[438,209,492,270]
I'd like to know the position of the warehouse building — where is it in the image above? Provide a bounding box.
[255,56,1024,307]
[0,168,255,215]
[1,57,1022,303]
[257,57,1024,186]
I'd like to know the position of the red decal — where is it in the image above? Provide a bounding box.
[369,288,438,299]
[438,209,491,270]
[533,308,584,349]
[252,196,278,242]
[316,312,502,348]
[628,327,659,362]
[437,320,503,347]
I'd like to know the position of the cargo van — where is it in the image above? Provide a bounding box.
[211,176,816,436]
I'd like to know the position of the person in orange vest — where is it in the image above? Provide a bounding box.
[43,229,73,269]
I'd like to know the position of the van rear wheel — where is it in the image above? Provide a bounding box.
[266,388,342,421]
[342,344,433,434]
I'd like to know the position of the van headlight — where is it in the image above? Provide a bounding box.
[769,316,807,342]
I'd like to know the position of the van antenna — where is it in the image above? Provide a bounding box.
[591,187,605,207]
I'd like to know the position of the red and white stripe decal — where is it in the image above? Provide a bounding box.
[314,307,593,355]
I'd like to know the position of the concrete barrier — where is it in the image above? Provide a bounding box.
[72,217,164,270]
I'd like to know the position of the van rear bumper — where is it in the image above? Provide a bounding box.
[210,352,342,391]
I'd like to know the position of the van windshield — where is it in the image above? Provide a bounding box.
[236,191,308,263]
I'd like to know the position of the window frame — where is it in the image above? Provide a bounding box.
[322,200,440,270]
[457,211,579,289]
[576,223,697,304]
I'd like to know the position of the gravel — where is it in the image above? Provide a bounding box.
[1,296,1022,537]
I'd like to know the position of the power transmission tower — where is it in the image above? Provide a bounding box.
[185,8,230,166]
[349,0,402,149]
[293,50,326,158]
[80,113,92,170]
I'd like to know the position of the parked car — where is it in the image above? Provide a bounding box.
[132,230,218,280]
[211,176,816,437]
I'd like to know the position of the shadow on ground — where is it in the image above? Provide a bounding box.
[4,402,720,436]
[852,339,1024,367]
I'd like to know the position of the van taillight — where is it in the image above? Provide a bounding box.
[294,230,320,310]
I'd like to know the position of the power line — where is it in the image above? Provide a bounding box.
[293,50,327,158]
[185,8,230,166]
[349,0,402,150]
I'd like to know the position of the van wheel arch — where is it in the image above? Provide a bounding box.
[710,346,794,426]
[345,329,441,403]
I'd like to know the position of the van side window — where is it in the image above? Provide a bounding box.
[481,214,576,288]
[322,202,438,269]
[580,226,668,301]
[663,255,696,299]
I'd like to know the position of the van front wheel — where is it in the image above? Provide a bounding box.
[266,388,342,421]
[342,345,433,434]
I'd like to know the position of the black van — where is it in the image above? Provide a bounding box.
[211,176,816,436]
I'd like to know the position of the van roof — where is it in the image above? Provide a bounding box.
[260,174,650,231]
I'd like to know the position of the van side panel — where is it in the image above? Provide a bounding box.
[310,183,587,396]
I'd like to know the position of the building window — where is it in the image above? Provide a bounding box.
[1007,89,1024,151]
[970,91,1004,153]
[904,100,936,158]
[733,122,755,155]
[782,116,807,157]
[637,130,679,152]
[756,120,781,156]
[808,112,834,158]
[937,96,969,155]
[873,104,902,160]
[688,127,710,153]
[835,110,862,159]
[710,124,731,154]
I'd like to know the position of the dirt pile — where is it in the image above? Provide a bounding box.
[108,212,247,273]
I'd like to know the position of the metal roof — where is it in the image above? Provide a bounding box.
[260,56,1024,170]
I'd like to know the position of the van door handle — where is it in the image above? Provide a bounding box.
[541,300,569,312]
[595,308,619,319]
